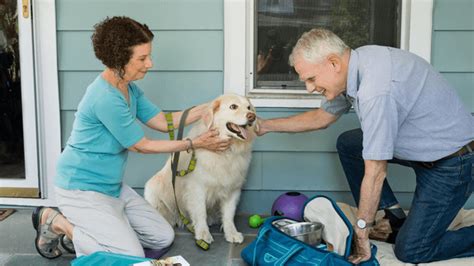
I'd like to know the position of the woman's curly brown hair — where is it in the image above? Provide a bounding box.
[92,16,154,79]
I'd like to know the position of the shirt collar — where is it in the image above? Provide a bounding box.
[346,49,359,99]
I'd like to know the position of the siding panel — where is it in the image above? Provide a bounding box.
[253,112,360,152]
[124,153,169,188]
[56,0,223,30]
[260,152,416,192]
[442,73,474,112]
[433,0,474,30]
[431,31,474,72]
[125,151,264,189]
[59,71,223,111]
[57,31,223,71]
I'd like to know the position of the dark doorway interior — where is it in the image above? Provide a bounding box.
[0,0,25,179]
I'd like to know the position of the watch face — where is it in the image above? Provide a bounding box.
[357,219,366,229]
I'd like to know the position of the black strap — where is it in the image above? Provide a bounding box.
[171,107,192,207]
[168,108,210,250]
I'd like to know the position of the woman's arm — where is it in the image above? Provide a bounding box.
[128,128,230,154]
[145,103,208,133]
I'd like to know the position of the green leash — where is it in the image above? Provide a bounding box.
[166,110,210,251]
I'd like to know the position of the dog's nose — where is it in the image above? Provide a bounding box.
[246,112,256,122]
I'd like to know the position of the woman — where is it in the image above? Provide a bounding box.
[32,16,230,259]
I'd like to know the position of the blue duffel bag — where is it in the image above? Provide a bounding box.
[241,195,379,265]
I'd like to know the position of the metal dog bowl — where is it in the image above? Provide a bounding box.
[280,222,324,246]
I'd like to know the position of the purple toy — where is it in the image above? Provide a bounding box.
[271,192,308,221]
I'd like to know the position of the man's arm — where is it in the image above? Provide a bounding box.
[258,108,339,135]
[349,159,387,264]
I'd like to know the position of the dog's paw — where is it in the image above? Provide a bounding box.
[225,231,244,244]
[195,229,214,244]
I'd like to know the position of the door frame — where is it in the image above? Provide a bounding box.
[0,0,61,206]
[0,0,40,197]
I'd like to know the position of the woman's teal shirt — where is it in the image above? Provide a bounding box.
[55,75,160,197]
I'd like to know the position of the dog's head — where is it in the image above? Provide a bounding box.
[203,94,258,142]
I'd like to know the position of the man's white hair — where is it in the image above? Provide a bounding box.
[289,28,349,66]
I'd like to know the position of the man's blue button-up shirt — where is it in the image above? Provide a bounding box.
[322,45,473,161]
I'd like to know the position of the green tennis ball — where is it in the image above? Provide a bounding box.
[249,214,265,228]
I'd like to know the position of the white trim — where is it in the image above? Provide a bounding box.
[0,0,60,206]
[406,0,433,62]
[252,98,323,108]
[223,0,246,95]
[224,0,434,108]
[399,0,411,52]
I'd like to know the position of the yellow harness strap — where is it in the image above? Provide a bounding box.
[165,112,197,176]
[164,112,175,140]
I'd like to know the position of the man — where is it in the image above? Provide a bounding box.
[257,28,474,263]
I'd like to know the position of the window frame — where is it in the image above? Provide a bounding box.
[224,0,434,108]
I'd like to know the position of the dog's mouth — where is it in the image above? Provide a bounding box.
[226,122,252,140]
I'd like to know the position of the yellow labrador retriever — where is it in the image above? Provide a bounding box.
[144,94,257,244]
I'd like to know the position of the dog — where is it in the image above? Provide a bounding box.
[144,94,257,244]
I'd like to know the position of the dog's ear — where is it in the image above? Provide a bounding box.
[202,99,221,129]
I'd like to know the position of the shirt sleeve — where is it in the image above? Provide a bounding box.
[359,95,399,160]
[93,93,144,148]
[132,84,161,124]
[321,94,352,116]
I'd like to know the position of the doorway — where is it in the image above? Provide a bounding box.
[0,0,39,198]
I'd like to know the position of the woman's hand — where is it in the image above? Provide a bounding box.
[192,128,231,152]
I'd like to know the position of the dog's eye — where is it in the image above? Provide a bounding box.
[230,104,238,110]
[247,106,251,110]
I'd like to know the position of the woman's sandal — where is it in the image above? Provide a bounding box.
[60,234,75,254]
[32,206,62,259]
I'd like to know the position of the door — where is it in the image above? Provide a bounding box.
[0,0,39,198]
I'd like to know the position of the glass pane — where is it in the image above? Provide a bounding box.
[255,0,401,90]
[0,0,25,179]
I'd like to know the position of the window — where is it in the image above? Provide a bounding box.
[224,0,433,107]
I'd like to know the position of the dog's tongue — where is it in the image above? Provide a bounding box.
[238,126,248,140]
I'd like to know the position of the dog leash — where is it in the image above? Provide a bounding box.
[165,109,210,251]
[165,112,197,177]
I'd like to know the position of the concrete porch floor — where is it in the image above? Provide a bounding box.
[0,208,258,265]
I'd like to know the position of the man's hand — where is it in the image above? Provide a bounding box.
[349,228,372,264]
[255,117,267,136]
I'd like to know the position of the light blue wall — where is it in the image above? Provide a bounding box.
[56,0,474,215]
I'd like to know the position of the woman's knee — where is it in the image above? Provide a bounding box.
[336,128,363,155]
[160,225,175,248]
[126,246,146,257]
[145,223,175,248]
[109,241,145,257]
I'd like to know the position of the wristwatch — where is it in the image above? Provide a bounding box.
[356,218,374,229]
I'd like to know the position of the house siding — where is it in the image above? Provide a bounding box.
[56,0,473,214]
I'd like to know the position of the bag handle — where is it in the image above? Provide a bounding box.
[276,245,304,266]
[252,227,305,266]
[252,227,271,265]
